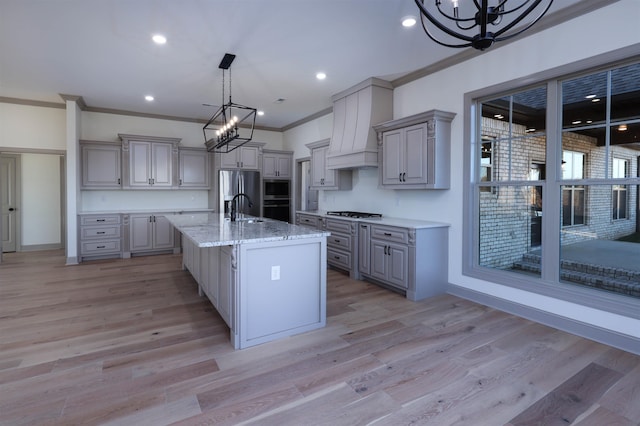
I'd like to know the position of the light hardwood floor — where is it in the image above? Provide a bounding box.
[0,250,639,425]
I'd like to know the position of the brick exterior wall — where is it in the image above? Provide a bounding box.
[479,118,638,269]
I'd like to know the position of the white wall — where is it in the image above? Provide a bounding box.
[283,0,640,340]
[0,103,66,150]
[21,153,62,246]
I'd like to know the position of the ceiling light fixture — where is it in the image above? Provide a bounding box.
[152,34,167,45]
[414,0,554,50]
[257,110,265,116]
[402,16,417,27]
[145,95,154,101]
[203,53,257,153]
[316,72,327,80]
[618,124,628,131]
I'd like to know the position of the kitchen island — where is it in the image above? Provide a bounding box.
[164,213,329,349]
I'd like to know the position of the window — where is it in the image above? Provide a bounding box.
[612,158,628,220]
[562,151,585,227]
[467,60,640,305]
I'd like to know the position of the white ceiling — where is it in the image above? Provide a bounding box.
[1,0,585,130]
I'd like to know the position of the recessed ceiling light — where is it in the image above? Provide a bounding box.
[494,114,504,119]
[402,16,417,27]
[152,34,167,45]
[585,94,596,99]
[145,95,154,101]
[257,110,265,116]
[618,124,628,131]
[586,120,593,124]
[591,98,601,103]
[572,120,582,125]
[316,72,326,80]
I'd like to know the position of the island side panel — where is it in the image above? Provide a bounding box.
[237,236,327,349]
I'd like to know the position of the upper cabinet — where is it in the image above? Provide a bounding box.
[373,110,456,190]
[306,139,352,190]
[80,141,122,189]
[262,150,293,179]
[119,134,180,189]
[179,148,211,189]
[218,144,262,170]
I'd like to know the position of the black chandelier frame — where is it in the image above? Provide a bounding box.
[414,0,554,50]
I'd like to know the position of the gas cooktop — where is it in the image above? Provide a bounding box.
[326,211,382,219]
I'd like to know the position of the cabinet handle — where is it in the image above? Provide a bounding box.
[361,224,367,228]
[118,178,121,185]
[334,256,340,260]
[334,239,340,243]
[403,172,406,182]
[179,179,182,185]
[97,231,106,234]
[384,232,392,236]
[97,245,106,249]
[97,219,106,222]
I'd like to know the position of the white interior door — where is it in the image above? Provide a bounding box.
[1,155,17,252]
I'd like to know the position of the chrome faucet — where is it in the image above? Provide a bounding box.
[230,193,253,222]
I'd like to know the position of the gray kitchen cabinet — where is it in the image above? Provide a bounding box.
[179,148,210,188]
[78,214,122,262]
[360,222,449,301]
[306,139,351,190]
[80,141,122,189]
[219,145,260,170]
[218,246,235,328]
[325,217,359,279]
[358,222,371,276]
[262,150,293,179]
[129,214,175,253]
[296,212,324,230]
[119,134,180,189]
[374,110,455,190]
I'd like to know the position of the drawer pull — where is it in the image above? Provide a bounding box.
[334,239,340,243]
[334,256,340,260]
[97,245,106,249]
[97,219,106,222]
[384,232,392,236]
[97,231,106,234]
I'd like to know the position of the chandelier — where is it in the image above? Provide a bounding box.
[414,0,554,51]
[203,53,257,152]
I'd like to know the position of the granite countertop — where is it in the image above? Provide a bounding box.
[79,208,214,215]
[296,210,450,229]
[165,213,330,247]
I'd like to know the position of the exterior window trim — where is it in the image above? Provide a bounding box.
[463,47,640,321]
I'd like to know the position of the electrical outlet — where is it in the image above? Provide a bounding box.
[271,265,280,280]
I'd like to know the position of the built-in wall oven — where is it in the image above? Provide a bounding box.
[263,180,291,222]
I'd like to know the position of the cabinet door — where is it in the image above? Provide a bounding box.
[207,247,220,307]
[81,144,121,188]
[262,153,278,178]
[218,246,234,328]
[387,243,409,289]
[403,124,428,185]
[220,150,239,169]
[239,146,259,169]
[310,146,326,187]
[129,141,152,187]
[151,142,173,187]
[179,150,210,188]
[130,215,153,251]
[382,130,403,185]
[358,223,371,275]
[370,240,388,282]
[276,154,292,178]
[152,215,175,249]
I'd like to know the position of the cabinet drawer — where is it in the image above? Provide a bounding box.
[327,248,351,270]
[297,214,321,229]
[80,215,121,226]
[327,232,351,251]
[371,225,409,244]
[81,239,121,255]
[81,225,121,240]
[325,218,352,234]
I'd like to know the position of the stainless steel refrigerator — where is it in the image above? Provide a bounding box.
[219,170,261,218]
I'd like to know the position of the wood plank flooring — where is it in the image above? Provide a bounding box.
[1,250,639,425]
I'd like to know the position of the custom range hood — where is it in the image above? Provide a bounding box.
[326,77,393,170]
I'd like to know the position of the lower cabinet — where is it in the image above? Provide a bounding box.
[182,236,234,329]
[325,217,358,279]
[129,214,177,255]
[78,214,122,262]
[359,222,448,301]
